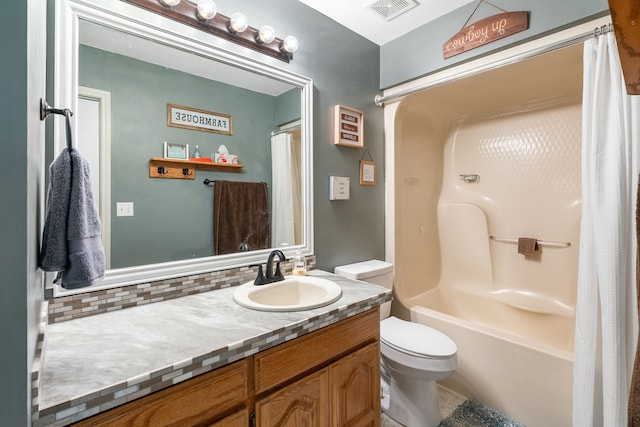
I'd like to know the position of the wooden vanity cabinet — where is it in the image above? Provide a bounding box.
[254,309,381,427]
[71,309,380,427]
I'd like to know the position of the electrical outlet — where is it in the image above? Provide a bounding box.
[116,202,134,217]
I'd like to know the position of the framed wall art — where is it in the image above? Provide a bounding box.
[167,103,233,135]
[163,141,189,160]
[359,149,376,186]
[333,104,363,148]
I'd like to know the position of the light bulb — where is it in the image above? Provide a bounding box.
[159,0,180,6]
[196,0,216,21]
[229,12,248,34]
[257,25,276,44]
[281,35,299,54]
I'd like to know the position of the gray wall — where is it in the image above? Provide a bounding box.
[1,0,46,425]
[80,46,284,268]
[380,0,609,88]
[212,0,386,270]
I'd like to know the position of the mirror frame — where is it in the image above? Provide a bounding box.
[52,0,314,296]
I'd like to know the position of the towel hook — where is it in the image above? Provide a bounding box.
[40,98,74,151]
[40,98,73,121]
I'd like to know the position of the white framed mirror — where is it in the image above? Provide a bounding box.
[51,0,314,296]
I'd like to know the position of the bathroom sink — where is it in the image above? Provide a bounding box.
[233,276,342,312]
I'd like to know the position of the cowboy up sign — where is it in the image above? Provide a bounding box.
[443,11,529,59]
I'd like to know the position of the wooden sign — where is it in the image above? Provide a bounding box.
[167,103,233,135]
[443,12,529,59]
[334,105,364,148]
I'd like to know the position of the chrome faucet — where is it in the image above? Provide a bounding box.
[250,250,286,286]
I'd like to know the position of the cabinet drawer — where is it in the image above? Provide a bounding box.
[254,309,379,394]
[73,358,250,426]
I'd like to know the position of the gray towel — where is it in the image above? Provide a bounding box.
[40,148,105,289]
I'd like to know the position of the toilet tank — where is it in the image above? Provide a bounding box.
[334,260,393,319]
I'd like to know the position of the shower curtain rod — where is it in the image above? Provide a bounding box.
[270,124,301,137]
[374,23,612,107]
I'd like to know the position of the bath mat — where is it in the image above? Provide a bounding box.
[437,399,525,427]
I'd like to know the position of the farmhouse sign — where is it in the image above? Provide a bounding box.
[167,103,233,135]
[443,11,529,59]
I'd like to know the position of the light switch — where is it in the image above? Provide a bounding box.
[329,176,350,200]
[116,202,134,217]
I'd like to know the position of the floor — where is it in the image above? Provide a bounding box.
[381,384,467,427]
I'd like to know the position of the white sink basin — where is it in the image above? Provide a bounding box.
[233,276,342,312]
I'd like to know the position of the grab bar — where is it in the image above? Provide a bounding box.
[489,235,571,248]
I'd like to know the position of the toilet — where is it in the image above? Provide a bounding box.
[334,260,458,427]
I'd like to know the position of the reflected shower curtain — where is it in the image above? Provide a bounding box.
[573,32,639,426]
[271,132,302,247]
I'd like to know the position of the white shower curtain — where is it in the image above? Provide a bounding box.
[573,32,639,426]
[271,132,296,247]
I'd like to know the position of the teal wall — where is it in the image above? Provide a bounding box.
[275,88,302,126]
[1,0,46,425]
[380,0,609,88]
[80,46,287,267]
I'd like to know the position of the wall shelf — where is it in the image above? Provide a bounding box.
[149,157,243,180]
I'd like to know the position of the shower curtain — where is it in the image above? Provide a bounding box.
[271,132,302,247]
[573,32,639,427]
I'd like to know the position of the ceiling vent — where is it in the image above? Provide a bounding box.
[367,0,420,22]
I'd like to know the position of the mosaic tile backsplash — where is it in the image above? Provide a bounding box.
[47,256,316,324]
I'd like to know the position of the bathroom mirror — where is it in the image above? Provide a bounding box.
[50,0,313,295]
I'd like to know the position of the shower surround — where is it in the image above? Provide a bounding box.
[386,41,583,427]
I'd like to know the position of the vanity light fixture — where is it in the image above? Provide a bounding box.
[281,35,299,54]
[121,0,298,62]
[256,25,276,44]
[195,0,216,21]
[228,12,248,34]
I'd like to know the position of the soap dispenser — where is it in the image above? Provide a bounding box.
[292,249,307,276]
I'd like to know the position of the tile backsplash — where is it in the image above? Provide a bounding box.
[47,256,316,324]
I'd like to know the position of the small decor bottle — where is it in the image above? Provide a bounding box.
[193,145,201,158]
[292,249,307,276]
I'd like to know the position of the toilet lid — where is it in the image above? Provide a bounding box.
[380,316,457,358]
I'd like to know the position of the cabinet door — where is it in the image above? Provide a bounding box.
[208,409,249,427]
[330,342,381,427]
[256,368,329,427]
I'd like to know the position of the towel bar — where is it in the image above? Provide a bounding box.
[489,235,571,248]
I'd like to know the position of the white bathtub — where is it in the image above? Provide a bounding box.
[407,288,573,427]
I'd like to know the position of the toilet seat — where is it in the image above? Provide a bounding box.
[380,316,457,359]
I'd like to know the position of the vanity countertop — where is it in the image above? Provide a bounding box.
[33,270,391,426]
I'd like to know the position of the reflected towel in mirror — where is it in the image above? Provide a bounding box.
[213,180,270,255]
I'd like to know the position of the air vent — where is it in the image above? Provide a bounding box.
[367,0,420,22]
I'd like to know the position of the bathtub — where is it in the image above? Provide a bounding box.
[385,35,586,427]
[407,288,574,427]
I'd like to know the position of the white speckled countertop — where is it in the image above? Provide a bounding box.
[33,270,391,426]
